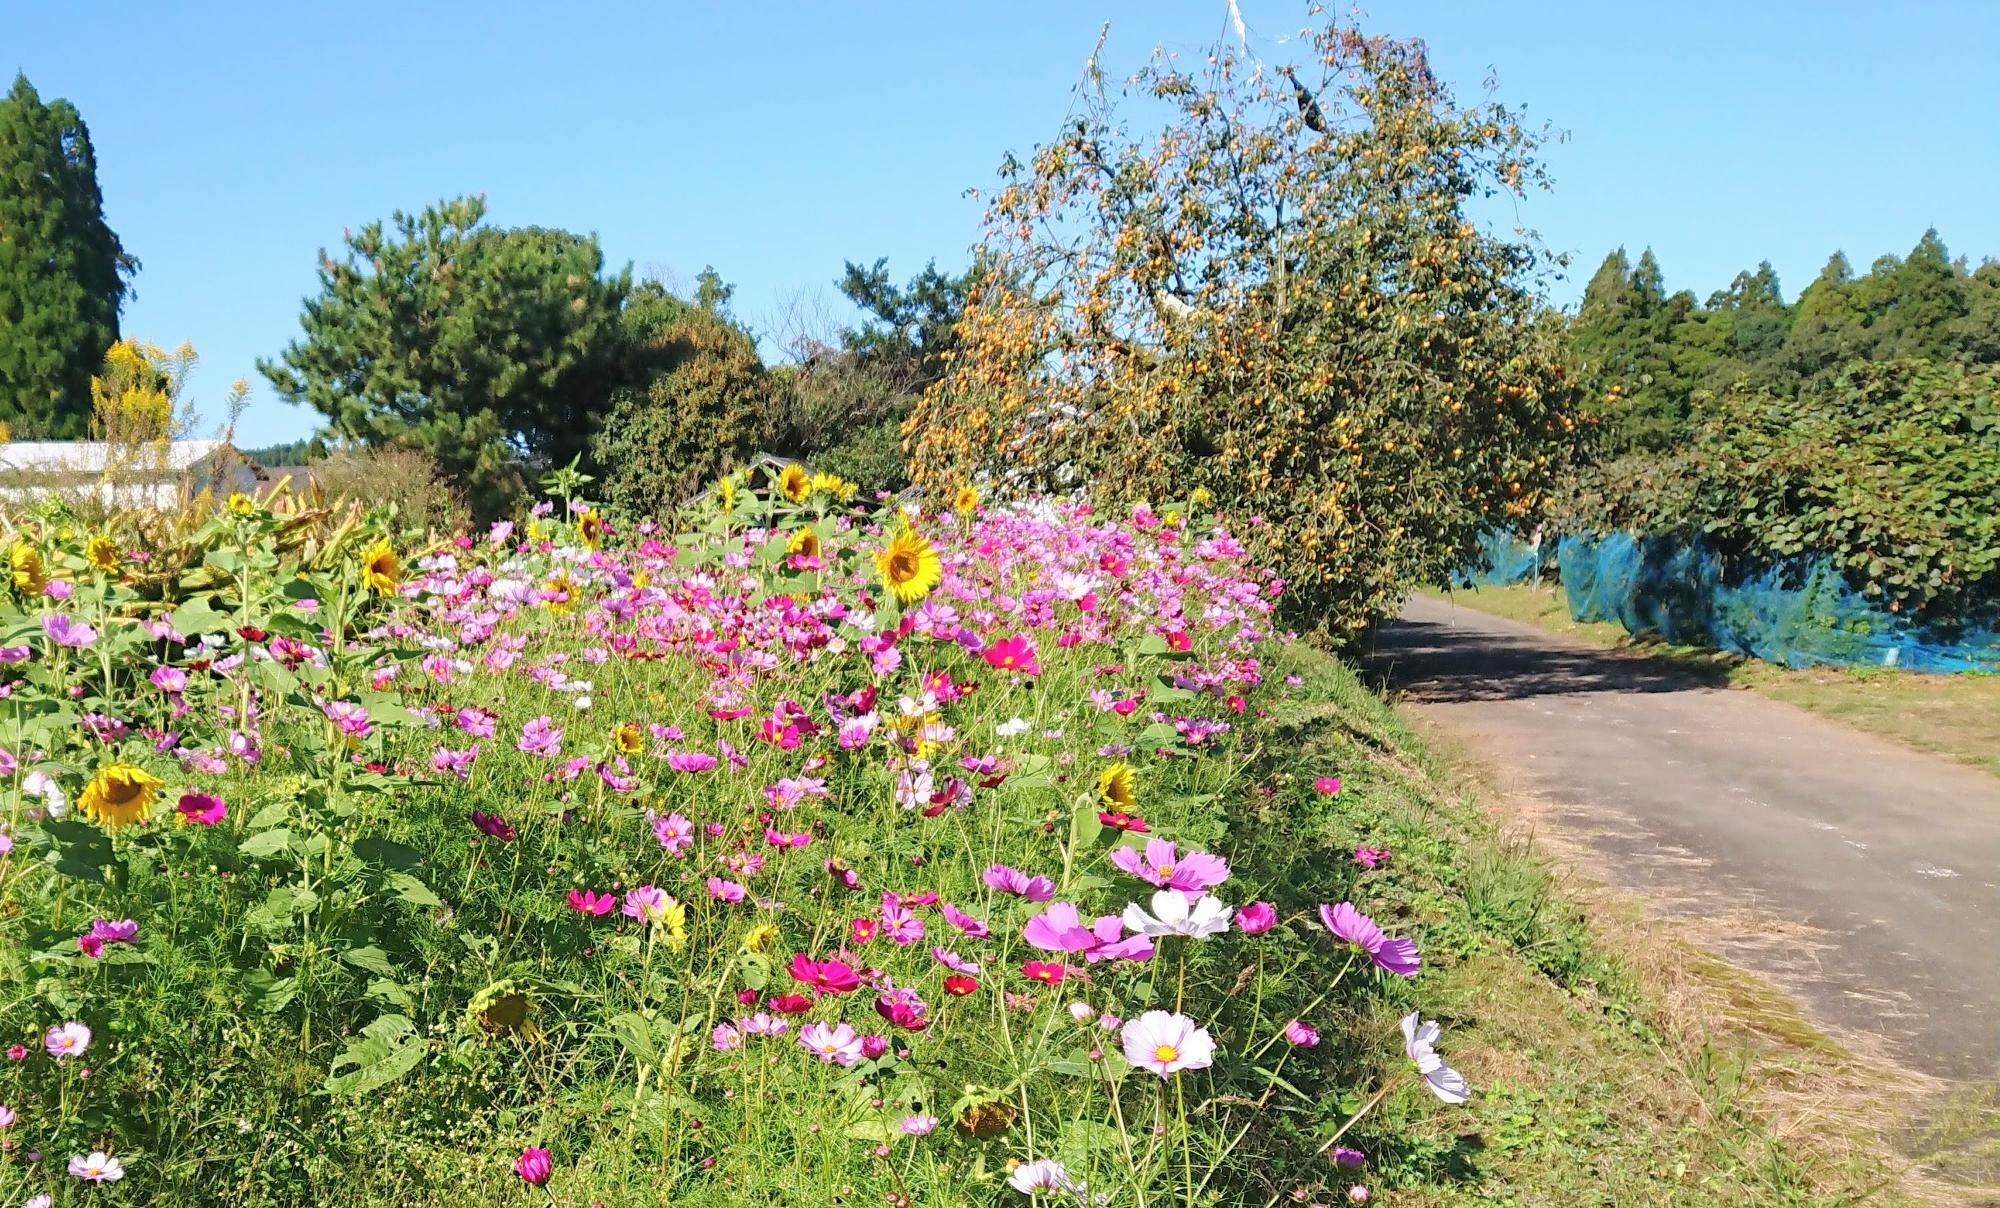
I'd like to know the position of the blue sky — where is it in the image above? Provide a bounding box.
[11,1,1998,447]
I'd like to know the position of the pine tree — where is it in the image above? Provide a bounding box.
[1884,228,1967,359]
[0,74,136,437]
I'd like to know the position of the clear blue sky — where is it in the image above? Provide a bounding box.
[11,1,1998,448]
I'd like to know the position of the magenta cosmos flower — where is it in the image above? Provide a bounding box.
[566,889,615,916]
[1235,901,1277,934]
[981,634,1040,676]
[175,790,226,826]
[982,863,1055,901]
[513,1146,552,1185]
[1108,838,1230,893]
[1318,902,1420,977]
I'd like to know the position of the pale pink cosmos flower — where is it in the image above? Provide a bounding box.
[798,1021,865,1066]
[899,1114,938,1136]
[1401,1011,1471,1103]
[706,876,747,903]
[1108,838,1230,893]
[44,1021,89,1060]
[1120,1009,1215,1077]
[930,946,981,975]
[941,902,991,937]
[67,1151,123,1182]
[652,812,694,855]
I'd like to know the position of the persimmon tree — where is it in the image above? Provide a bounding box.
[907,13,1584,634]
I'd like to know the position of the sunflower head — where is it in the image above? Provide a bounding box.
[953,486,980,514]
[10,543,47,595]
[226,492,257,516]
[612,722,645,756]
[1097,762,1137,813]
[576,508,606,550]
[85,535,120,573]
[742,922,782,954]
[777,464,812,504]
[360,540,401,594]
[809,470,852,501]
[468,979,543,1043]
[874,528,942,605]
[80,764,164,832]
[786,528,822,560]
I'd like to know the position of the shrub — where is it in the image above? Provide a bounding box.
[1558,357,2000,614]
[590,283,776,515]
[303,444,469,536]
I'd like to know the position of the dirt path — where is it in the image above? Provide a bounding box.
[1370,592,2000,1083]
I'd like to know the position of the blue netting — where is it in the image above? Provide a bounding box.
[1557,532,2000,674]
[1453,529,1554,587]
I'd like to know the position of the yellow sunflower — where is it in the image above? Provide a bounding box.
[360,540,401,594]
[809,470,852,500]
[874,527,941,605]
[79,764,164,832]
[576,508,606,550]
[612,722,645,756]
[777,463,812,504]
[226,492,256,516]
[1097,762,1137,813]
[10,543,47,595]
[741,922,782,954]
[953,485,980,514]
[85,535,120,573]
[786,528,822,560]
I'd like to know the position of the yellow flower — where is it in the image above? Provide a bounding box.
[9,543,46,595]
[777,463,812,504]
[809,470,851,500]
[632,570,650,590]
[360,540,401,594]
[874,527,942,605]
[576,507,606,550]
[1191,487,1213,506]
[717,474,738,512]
[79,764,164,832]
[1097,762,1137,813]
[786,528,822,560]
[542,572,579,616]
[953,486,980,514]
[226,492,256,516]
[742,922,782,954]
[85,535,120,573]
[612,722,645,756]
[659,896,689,950]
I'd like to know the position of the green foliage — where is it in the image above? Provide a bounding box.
[242,437,324,466]
[258,195,630,516]
[588,280,776,514]
[1572,230,2000,453]
[909,19,1587,637]
[0,74,137,438]
[1560,358,2000,614]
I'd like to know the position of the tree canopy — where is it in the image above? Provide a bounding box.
[0,73,136,438]
[259,195,629,513]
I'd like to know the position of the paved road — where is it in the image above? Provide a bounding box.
[1370,592,2000,1083]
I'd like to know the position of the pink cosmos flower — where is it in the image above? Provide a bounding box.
[517,715,563,758]
[982,863,1056,901]
[41,613,97,649]
[652,812,694,856]
[469,810,515,842]
[566,889,615,916]
[1318,902,1420,977]
[788,953,862,994]
[44,1021,90,1060]
[880,894,924,945]
[322,700,371,738]
[666,751,717,773]
[621,885,670,923]
[706,876,747,903]
[1108,838,1230,893]
[514,1146,552,1186]
[175,791,226,826]
[1283,1018,1320,1047]
[798,1021,865,1066]
[1023,902,1099,954]
[1235,901,1277,934]
[429,746,478,781]
[1353,846,1389,869]
[981,634,1040,676]
[930,946,981,975]
[873,984,931,1031]
[456,707,497,738]
[68,1151,123,1182]
[941,902,991,938]
[711,1022,742,1051]
[1120,1010,1215,1077]
[1314,776,1342,795]
[900,1114,938,1136]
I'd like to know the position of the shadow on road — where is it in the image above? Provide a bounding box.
[1365,616,1730,703]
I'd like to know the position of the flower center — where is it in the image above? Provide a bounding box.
[890,551,917,580]
[1152,1043,1180,1064]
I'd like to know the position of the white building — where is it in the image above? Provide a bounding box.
[0,440,259,511]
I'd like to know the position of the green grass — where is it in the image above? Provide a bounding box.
[1431,582,2000,778]
[1242,644,1916,1205]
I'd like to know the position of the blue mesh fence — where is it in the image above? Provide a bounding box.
[1556,532,2000,674]
[1452,529,1555,587]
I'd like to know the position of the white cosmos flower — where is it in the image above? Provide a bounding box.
[1007,1157,1083,1195]
[1122,889,1233,939]
[995,717,1030,738]
[1401,1011,1472,1104]
[1120,1009,1216,1077]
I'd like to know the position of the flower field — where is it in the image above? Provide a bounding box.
[0,473,1855,1207]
